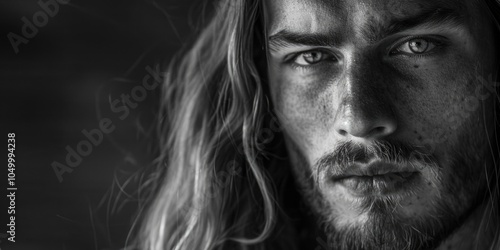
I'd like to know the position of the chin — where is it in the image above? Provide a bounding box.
[310,191,454,250]
[305,161,485,250]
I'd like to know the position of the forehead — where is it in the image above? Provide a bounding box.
[265,0,470,37]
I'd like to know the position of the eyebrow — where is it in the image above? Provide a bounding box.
[378,7,466,41]
[268,7,467,51]
[268,31,338,52]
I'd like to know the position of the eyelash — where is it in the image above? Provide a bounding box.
[287,49,337,70]
[389,36,447,58]
[285,36,448,70]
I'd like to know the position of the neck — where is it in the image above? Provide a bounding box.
[437,197,498,250]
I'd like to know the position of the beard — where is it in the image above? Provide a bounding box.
[322,196,473,250]
[286,133,491,250]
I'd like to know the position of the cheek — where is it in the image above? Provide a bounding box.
[269,65,336,162]
[270,71,315,146]
[394,55,492,155]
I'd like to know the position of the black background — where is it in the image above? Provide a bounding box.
[1,0,205,249]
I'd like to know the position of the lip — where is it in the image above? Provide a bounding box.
[331,161,421,197]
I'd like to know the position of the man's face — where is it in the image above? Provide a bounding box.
[265,0,498,249]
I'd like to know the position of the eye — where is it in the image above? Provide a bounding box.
[391,37,440,55]
[293,50,334,66]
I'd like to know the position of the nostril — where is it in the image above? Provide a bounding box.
[372,127,386,134]
[369,124,397,138]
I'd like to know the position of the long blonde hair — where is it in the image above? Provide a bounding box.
[133,0,296,249]
[130,0,500,249]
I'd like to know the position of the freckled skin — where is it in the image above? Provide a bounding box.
[265,0,498,249]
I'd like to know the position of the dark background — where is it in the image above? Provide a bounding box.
[1,0,205,249]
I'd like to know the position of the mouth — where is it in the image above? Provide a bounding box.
[331,162,421,197]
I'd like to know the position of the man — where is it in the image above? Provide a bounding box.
[134,0,500,249]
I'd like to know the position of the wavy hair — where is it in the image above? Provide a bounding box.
[131,0,500,249]
[134,1,294,249]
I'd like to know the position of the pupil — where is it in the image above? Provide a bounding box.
[305,52,321,63]
[409,39,428,53]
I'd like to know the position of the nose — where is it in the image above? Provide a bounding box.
[334,98,397,139]
[333,61,397,141]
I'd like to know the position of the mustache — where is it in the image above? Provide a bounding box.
[313,140,438,182]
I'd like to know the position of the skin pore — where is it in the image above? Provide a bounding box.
[264,0,498,249]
